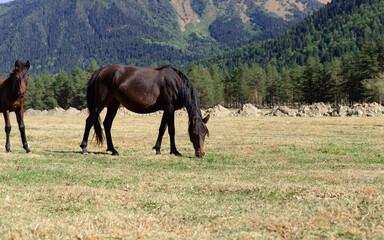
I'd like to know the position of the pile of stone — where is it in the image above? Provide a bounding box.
[21,102,384,117]
[265,102,384,117]
[115,107,136,116]
[298,102,333,117]
[233,103,264,116]
[332,103,384,117]
[24,109,49,116]
[265,106,298,117]
[175,108,188,116]
[25,107,83,116]
[205,104,231,116]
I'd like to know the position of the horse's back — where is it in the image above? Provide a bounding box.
[96,65,181,113]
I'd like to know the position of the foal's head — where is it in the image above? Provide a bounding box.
[11,60,30,98]
[189,114,210,157]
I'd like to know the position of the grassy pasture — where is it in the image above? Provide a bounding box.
[0,115,384,239]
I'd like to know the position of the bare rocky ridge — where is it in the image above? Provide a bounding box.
[170,0,332,30]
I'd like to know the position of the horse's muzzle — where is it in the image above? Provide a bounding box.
[18,91,26,98]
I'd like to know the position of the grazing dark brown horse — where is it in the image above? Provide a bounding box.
[0,60,31,153]
[80,64,210,157]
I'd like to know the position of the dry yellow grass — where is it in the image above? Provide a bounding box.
[0,115,384,239]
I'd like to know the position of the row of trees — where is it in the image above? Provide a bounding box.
[25,61,99,110]
[24,38,384,110]
[189,38,384,107]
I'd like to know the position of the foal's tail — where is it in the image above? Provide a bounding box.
[87,68,104,146]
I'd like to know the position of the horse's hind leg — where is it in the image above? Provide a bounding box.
[3,110,11,153]
[104,99,120,155]
[80,108,103,155]
[15,108,31,153]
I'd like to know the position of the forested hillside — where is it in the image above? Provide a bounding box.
[193,0,384,107]
[202,0,384,69]
[0,0,328,75]
[21,0,384,110]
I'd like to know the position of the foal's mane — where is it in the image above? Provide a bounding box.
[7,67,18,80]
[2,65,21,88]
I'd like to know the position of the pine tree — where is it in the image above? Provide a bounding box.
[209,64,224,105]
[301,57,322,104]
[55,70,70,108]
[248,63,267,106]
[69,66,87,109]
[288,64,303,105]
[265,63,281,106]
[27,73,58,110]
[188,64,215,108]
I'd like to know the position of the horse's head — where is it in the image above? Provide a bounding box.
[189,114,210,157]
[13,60,30,98]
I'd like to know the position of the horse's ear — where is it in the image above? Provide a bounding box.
[25,60,30,70]
[203,114,210,124]
[14,60,20,71]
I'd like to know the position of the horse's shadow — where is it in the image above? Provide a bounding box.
[48,150,110,155]
[48,150,194,158]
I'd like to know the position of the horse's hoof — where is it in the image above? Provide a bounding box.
[153,146,161,154]
[27,151,32,154]
[82,150,89,155]
[195,152,205,158]
[171,151,182,156]
[112,152,119,156]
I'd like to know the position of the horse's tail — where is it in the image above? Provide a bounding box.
[87,68,104,146]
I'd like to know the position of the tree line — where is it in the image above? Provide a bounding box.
[188,38,384,108]
[24,37,384,111]
[25,61,99,110]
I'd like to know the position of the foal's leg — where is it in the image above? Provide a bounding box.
[15,108,31,153]
[80,108,103,155]
[153,113,168,155]
[166,109,181,156]
[104,99,120,155]
[3,110,11,153]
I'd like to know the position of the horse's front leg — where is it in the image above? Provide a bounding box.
[15,108,31,153]
[166,109,181,156]
[153,112,168,155]
[3,110,11,153]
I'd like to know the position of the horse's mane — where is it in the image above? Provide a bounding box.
[156,65,201,119]
[156,65,208,137]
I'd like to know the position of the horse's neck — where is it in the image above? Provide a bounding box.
[0,77,16,102]
[0,77,7,87]
[184,87,202,119]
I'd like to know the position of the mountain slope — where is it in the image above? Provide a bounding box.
[201,0,384,70]
[0,0,328,74]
